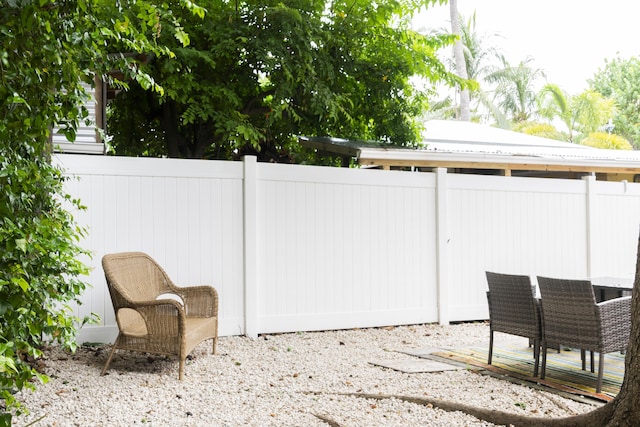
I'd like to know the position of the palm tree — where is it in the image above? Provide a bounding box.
[455,12,509,128]
[449,0,470,121]
[538,84,615,142]
[485,55,545,123]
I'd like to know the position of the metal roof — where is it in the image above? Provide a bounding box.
[421,120,640,162]
[300,120,640,177]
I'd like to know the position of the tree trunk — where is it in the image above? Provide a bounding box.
[162,100,188,158]
[449,0,470,121]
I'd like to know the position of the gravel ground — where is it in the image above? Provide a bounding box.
[14,322,598,426]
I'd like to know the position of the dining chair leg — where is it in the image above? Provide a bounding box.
[590,351,595,373]
[596,353,605,394]
[540,342,548,379]
[580,349,586,370]
[533,340,540,377]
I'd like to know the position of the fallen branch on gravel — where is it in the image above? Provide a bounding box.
[312,413,342,426]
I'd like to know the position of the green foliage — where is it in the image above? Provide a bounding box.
[108,0,459,161]
[0,149,90,418]
[0,0,196,420]
[590,56,640,149]
[512,121,566,141]
[579,131,633,150]
[537,84,614,142]
[485,56,545,123]
[452,12,504,125]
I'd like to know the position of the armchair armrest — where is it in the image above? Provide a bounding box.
[127,300,186,336]
[175,285,218,318]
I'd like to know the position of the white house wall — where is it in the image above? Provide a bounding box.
[53,154,640,343]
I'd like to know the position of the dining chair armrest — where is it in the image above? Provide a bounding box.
[597,296,631,321]
[597,296,631,349]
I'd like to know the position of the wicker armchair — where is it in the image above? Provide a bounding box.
[101,252,219,380]
[537,276,631,393]
[485,271,542,377]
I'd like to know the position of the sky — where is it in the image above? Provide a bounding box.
[413,0,640,94]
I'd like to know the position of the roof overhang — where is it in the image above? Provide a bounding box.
[356,147,640,175]
[299,121,640,177]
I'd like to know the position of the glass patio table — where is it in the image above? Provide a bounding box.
[590,276,634,302]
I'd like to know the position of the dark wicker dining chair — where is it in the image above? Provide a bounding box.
[537,276,631,394]
[101,252,219,380]
[485,271,542,377]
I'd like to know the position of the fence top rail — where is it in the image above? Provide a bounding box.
[54,154,244,179]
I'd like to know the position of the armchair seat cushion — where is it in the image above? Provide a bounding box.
[156,293,185,305]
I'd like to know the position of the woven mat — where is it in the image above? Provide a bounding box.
[426,345,624,402]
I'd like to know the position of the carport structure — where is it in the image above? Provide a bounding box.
[300,120,640,181]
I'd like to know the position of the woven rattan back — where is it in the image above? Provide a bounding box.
[486,271,541,340]
[102,252,174,307]
[537,276,599,349]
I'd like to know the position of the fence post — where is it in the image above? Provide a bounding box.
[436,167,449,325]
[583,175,596,278]
[243,156,258,338]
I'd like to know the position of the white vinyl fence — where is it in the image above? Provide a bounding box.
[54,154,640,344]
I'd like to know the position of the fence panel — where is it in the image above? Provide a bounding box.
[255,163,439,333]
[54,154,640,343]
[590,180,640,278]
[445,174,589,320]
[56,155,246,342]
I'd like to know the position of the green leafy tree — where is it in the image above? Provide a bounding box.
[590,56,640,149]
[0,0,197,421]
[107,0,461,161]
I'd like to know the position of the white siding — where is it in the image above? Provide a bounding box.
[52,85,105,154]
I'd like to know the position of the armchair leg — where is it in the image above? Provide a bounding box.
[101,336,121,376]
[179,358,185,381]
[212,337,218,355]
